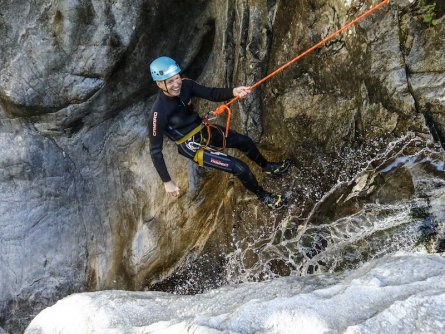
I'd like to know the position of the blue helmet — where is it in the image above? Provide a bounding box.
[149,56,181,81]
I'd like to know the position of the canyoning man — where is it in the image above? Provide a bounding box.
[148,56,290,209]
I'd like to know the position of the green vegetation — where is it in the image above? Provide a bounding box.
[421,1,440,26]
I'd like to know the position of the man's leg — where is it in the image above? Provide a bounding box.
[205,126,267,166]
[178,143,286,209]
[207,126,291,177]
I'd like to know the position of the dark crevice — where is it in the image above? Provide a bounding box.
[353,109,364,147]
[437,238,445,252]
[239,0,250,58]
[423,105,445,149]
[432,0,445,19]
[64,118,84,136]
[406,69,445,149]
[0,74,103,118]
[397,5,444,150]
[148,253,227,294]
[182,20,216,80]
[0,95,61,118]
[224,0,236,86]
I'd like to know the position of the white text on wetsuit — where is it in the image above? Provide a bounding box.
[210,158,229,167]
[152,112,158,136]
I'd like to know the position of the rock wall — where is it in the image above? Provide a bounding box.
[0,0,221,330]
[1,0,444,332]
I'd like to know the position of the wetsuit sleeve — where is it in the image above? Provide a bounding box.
[185,79,234,102]
[148,107,171,183]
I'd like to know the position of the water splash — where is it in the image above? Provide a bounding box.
[225,135,445,284]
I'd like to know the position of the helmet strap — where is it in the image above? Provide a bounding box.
[155,80,170,95]
[157,75,181,96]
[162,81,170,95]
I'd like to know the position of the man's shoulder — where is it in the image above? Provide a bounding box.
[181,77,200,88]
[151,92,172,108]
[181,77,195,83]
[150,94,176,119]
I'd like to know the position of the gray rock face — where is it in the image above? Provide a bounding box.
[1,0,222,331]
[406,17,445,140]
[1,0,444,332]
[0,0,146,110]
[0,119,88,327]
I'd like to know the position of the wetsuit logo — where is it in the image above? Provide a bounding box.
[153,112,158,136]
[210,158,229,167]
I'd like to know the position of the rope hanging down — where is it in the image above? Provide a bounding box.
[211,0,390,138]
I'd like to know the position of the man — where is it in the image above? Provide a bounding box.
[148,56,290,209]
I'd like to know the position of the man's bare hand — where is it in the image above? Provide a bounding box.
[164,181,180,197]
[233,86,252,98]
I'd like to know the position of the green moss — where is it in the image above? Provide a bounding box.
[420,1,440,27]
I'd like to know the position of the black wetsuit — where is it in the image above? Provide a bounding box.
[148,78,268,196]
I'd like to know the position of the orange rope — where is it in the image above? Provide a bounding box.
[213,104,232,137]
[212,0,390,135]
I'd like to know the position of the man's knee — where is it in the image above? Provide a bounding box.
[232,159,251,177]
[232,133,255,153]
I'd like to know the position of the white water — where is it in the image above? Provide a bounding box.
[223,135,445,284]
[26,252,445,334]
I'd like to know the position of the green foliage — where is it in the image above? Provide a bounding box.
[421,2,440,27]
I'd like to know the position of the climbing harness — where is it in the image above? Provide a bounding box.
[175,124,205,145]
[183,0,390,165]
[175,120,227,166]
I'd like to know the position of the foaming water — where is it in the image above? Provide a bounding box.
[225,135,445,284]
[226,200,433,282]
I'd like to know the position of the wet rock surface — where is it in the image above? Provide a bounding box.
[1,0,444,332]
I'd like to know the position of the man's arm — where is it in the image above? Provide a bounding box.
[186,78,234,102]
[186,78,251,102]
[148,109,181,197]
[148,108,170,182]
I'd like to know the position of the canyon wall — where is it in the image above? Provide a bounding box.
[1,0,444,332]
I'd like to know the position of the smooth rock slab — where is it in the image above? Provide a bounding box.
[25,253,445,334]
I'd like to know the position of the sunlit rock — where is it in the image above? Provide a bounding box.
[25,253,445,334]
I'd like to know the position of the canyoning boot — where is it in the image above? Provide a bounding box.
[260,193,288,210]
[263,159,291,177]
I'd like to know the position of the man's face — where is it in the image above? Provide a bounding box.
[157,74,182,97]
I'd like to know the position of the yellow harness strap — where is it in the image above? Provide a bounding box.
[193,148,205,166]
[175,124,205,145]
[174,123,207,167]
